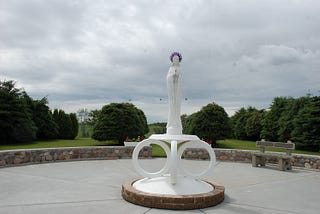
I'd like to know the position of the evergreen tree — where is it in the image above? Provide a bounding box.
[230,107,263,140]
[70,113,79,139]
[261,97,293,141]
[245,110,265,140]
[181,114,188,133]
[59,110,73,139]
[53,109,74,139]
[292,96,320,152]
[31,98,58,139]
[231,108,247,139]
[231,107,257,140]
[278,96,311,142]
[0,80,36,144]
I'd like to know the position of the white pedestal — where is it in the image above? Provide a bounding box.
[133,176,214,195]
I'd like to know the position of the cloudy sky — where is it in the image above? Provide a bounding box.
[1,0,320,122]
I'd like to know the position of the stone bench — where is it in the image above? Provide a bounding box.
[252,140,295,171]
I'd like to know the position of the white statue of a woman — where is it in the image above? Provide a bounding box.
[166,52,183,135]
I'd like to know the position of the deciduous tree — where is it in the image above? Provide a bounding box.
[92,103,148,145]
[185,103,231,147]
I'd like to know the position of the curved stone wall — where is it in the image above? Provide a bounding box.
[0,146,152,168]
[185,148,320,170]
[0,147,319,170]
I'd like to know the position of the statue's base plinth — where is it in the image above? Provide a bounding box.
[133,176,213,195]
[122,177,224,210]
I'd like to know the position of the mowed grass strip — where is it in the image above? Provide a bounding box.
[0,138,115,150]
[217,139,320,156]
[152,139,320,157]
[0,138,319,156]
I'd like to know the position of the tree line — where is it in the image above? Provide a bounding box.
[2,80,319,152]
[148,97,319,152]
[230,96,320,152]
[85,96,319,152]
[0,80,78,144]
[86,103,229,148]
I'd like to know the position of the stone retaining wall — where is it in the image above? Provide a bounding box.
[185,148,320,170]
[0,146,152,168]
[0,147,319,170]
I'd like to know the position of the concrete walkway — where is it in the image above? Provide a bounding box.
[0,159,319,214]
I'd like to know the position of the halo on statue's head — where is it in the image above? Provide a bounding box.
[170,52,182,63]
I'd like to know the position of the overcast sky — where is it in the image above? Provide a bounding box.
[1,0,320,122]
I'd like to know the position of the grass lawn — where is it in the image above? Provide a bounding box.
[151,140,320,157]
[0,138,115,151]
[0,138,319,157]
[217,139,320,156]
[152,144,167,157]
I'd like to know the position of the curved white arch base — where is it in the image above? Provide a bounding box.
[132,134,216,184]
[129,137,222,208]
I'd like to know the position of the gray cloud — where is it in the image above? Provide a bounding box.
[1,0,320,122]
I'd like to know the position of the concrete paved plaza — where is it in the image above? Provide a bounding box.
[0,158,319,214]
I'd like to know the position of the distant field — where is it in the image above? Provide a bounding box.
[0,138,319,157]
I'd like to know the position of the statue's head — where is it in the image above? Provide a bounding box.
[170,52,182,64]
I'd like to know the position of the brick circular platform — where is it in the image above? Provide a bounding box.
[122,178,224,210]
